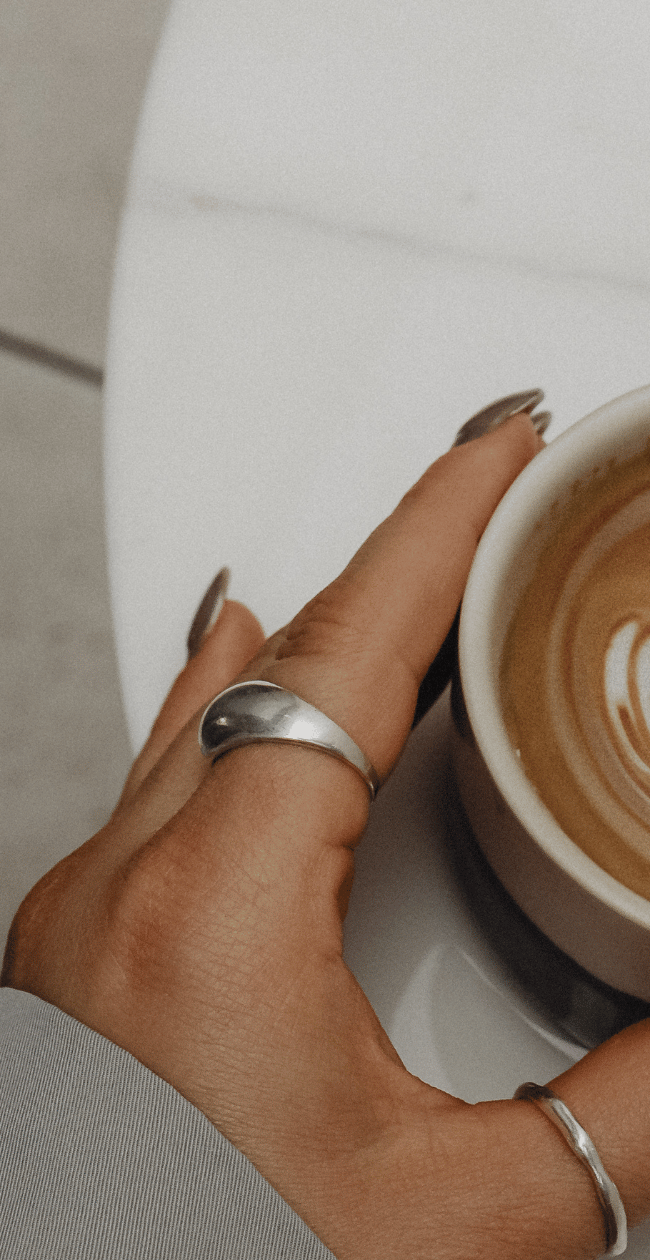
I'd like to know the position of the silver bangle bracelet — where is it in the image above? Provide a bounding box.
[198,680,380,799]
[514,1083,627,1256]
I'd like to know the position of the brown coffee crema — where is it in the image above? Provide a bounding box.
[501,445,650,901]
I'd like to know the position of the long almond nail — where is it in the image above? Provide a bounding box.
[187,567,231,660]
[454,389,551,446]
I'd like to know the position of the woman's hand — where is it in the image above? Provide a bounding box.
[3,413,649,1259]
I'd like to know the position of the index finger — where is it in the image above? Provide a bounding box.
[239,411,542,781]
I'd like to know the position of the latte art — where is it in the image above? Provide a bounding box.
[548,497,650,846]
[501,449,650,900]
[603,618,650,801]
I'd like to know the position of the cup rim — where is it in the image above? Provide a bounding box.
[459,384,650,930]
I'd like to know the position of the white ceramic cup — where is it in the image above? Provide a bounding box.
[451,383,650,1002]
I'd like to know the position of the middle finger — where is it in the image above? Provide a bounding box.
[116,597,265,811]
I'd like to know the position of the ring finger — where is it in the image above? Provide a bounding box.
[115,593,265,812]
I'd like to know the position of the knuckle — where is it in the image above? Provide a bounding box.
[103,841,188,990]
[1,913,26,987]
[0,833,193,1019]
[1,859,73,988]
[107,854,167,958]
[278,587,370,665]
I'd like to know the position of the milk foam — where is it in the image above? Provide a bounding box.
[500,450,650,898]
[546,491,650,859]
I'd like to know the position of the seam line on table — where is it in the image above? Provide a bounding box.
[132,176,650,301]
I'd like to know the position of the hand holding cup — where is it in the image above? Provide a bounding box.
[4,409,650,1259]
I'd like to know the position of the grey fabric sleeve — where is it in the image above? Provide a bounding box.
[0,988,336,1259]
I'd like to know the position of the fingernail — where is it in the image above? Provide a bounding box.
[530,409,552,438]
[453,389,551,446]
[187,566,231,660]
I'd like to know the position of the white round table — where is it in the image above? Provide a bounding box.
[104,4,650,1248]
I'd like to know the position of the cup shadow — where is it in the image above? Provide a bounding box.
[445,765,650,1050]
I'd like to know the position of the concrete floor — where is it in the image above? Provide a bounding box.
[0,0,170,949]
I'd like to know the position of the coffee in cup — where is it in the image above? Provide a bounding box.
[450,384,650,1030]
[501,444,650,902]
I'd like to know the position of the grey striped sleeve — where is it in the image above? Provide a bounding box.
[0,988,336,1259]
